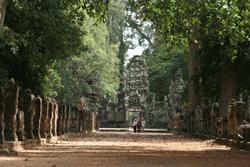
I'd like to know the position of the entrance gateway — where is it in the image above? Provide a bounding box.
[125,55,149,126]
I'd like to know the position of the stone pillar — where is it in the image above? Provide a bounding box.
[86,111,94,134]
[92,112,96,132]
[74,106,79,132]
[194,106,203,134]
[33,96,42,139]
[61,104,66,135]
[57,103,62,136]
[211,103,219,135]
[0,87,5,143]
[4,79,19,141]
[65,105,71,133]
[46,100,53,138]
[16,110,25,141]
[69,106,76,132]
[40,99,48,138]
[79,110,86,134]
[21,89,35,140]
[52,100,58,136]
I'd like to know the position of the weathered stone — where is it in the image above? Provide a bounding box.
[86,111,92,133]
[40,99,48,138]
[227,99,246,139]
[79,109,86,133]
[61,104,66,135]
[202,106,212,134]
[57,102,66,136]
[125,55,149,125]
[193,106,203,133]
[4,79,19,141]
[33,96,42,139]
[46,100,53,138]
[21,89,35,140]
[65,105,71,133]
[216,117,227,138]
[57,103,62,136]
[77,99,86,133]
[16,110,25,141]
[210,103,219,135]
[69,106,78,132]
[166,69,185,131]
[227,99,237,138]
[0,87,5,143]
[52,100,58,136]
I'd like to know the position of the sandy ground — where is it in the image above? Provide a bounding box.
[0,132,250,167]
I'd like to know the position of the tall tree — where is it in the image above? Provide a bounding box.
[144,31,188,100]
[0,0,109,95]
[54,15,120,103]
[0,0,6,26]
[107,0,128,75]
[128,0,250,117]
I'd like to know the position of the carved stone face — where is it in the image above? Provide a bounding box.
[25,89,32,94]
[6,78,15,89]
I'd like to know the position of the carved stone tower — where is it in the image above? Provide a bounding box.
[125,55,149,123]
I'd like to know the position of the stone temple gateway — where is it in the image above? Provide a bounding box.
[125,55,149,125]
[100,55,174,128]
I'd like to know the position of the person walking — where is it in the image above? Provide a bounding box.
[132,119,137,133]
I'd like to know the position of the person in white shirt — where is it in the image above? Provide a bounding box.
[132,119,137,133]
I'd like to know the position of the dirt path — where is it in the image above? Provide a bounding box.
[0,132,250,167]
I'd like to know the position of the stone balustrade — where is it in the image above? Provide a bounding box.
[0,79,97,152]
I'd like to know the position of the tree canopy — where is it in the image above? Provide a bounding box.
[128,0,250,105]
[0,0,111,99]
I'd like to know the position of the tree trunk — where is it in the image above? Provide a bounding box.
[188,26,202,111]
[0,87,5,143]
[219,63,237,117]
[0,0,6,26]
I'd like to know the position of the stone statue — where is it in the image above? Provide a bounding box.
[33,96,42,139]
[227,99,246,139]
[61,103,66,135]
[40,98,48,138]
[0,87,5,143]
[210,103,219,135]
[194,106,203,133]
[57,102,62,136]
[166,69,185,130]
[21,89,35,140]
[227,99,237,138]
[69,105,78,132]
[46,99,54,138]
[57,102,66,136]
[65,105,71,133]
[52,100,58,136]
[4,79,19,141]
[77,98,86,133]
[16,110,25,141]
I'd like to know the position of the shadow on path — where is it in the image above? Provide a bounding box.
[0,132,250,167]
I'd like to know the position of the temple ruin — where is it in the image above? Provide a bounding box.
[124,55,149,125]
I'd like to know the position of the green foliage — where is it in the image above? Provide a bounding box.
[107,0,128,75]
[41,64,63,98]
[129,0,250,101]
[0,0,109,96]
[55,15,120,103]
[144,32,188,100]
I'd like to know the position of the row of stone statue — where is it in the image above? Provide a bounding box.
[0,79,88,143]
[170,98,248,141]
